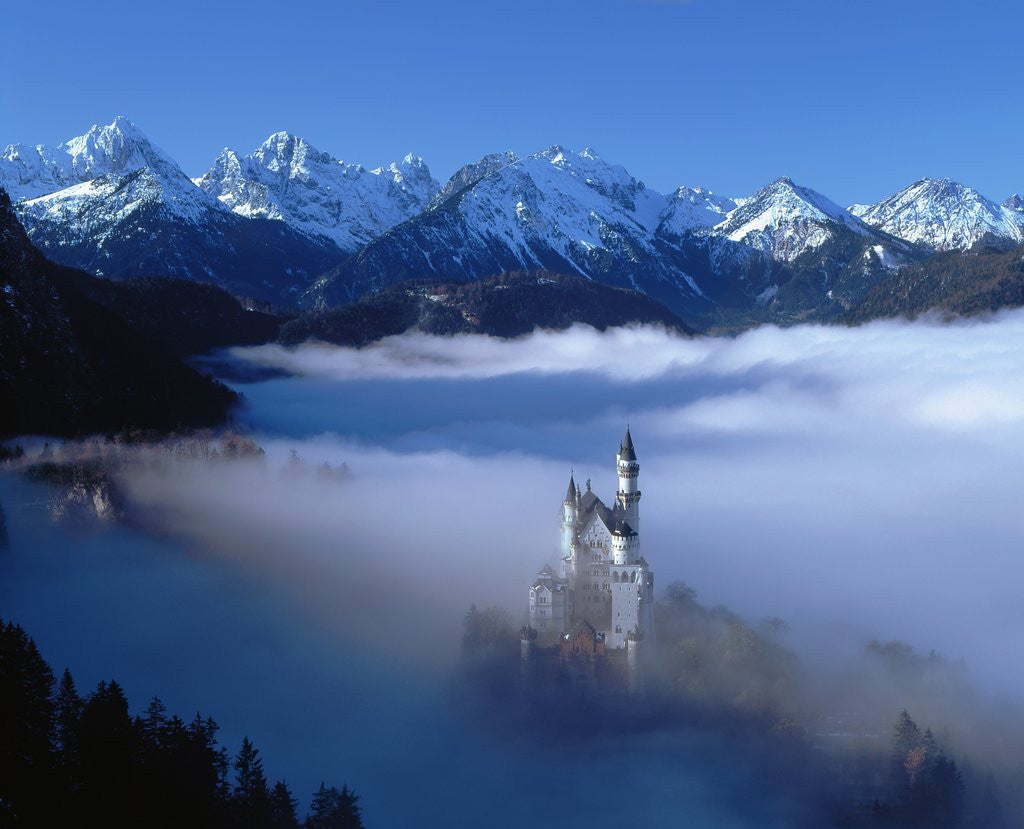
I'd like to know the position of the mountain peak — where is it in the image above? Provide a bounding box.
[852,178,1023,251]
[0,117,183,202]
[711,177,872,262]
[194,135,438,251]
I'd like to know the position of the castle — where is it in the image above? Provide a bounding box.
[521,428,655,695]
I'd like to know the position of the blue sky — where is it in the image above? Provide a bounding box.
[3,0,1021,205]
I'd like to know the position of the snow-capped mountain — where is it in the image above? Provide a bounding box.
[5,118,340,302]
[306,145,714,311]
[707,177,883,263]
[8,118,1018,328]
[656,186,736,239]
[659,177,924,322]
[194,133,439,251]
[427,151,518,209]
[849,178,1024,251]
[0,116,181,202]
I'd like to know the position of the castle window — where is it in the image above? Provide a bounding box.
[612,571,619,583]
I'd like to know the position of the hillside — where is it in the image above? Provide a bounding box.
[0,189,255,438]
[844,243,1024,323]
[279,271,691,346]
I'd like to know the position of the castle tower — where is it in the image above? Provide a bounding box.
[560,471,579,579]
[616,428,640,536]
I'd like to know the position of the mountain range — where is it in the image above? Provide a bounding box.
[3,117,1023,329]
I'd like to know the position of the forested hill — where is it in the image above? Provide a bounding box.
[0,188,279,438]
[0,618,366,828]
[280,271,691,346]
[844,242,1024,323]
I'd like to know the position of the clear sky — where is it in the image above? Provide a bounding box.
[3,0,1021,205]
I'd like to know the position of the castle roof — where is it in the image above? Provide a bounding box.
[611,518,637,537]
[578,491,616,537]
[618,427,636,462]
[564,472,578,505]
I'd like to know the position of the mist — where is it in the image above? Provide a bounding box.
[6,312,1024,824]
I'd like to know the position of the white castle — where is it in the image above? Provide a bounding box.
[523,428,654,694]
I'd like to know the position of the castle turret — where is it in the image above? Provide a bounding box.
[616,428,640,536]
[561,471,579,575]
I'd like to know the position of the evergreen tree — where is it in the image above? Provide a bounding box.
[0,620,56,825]
[232,736,273,827]
[52,668,84,821]
[892,710,922,761]
[54,668,83,758]
[270,780,301,829]
[77,679,139,825]
[306,782,364,829]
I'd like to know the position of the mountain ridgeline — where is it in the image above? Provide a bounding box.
[4,117,1024,331]
[279,271,691,346]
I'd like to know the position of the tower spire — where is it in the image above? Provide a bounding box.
[619,426,636,461]
[564,469,577,504]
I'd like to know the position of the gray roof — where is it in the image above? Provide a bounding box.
[564,472,577,504]
[612,518,637,537]
[618,427,636,462]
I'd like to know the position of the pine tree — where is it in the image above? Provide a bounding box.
[0,620,56,824]
[142,696,168,747]
[306,782,364,829]
[54,668,83,758]
[270,780,301,829]
[232,736,272,827]
[77,679,138,824]
[892,710,922,760]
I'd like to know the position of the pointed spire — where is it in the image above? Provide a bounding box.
[564,470,577,504]
[619,426,636,461]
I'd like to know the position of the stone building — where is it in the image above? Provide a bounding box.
[522,428,654,695]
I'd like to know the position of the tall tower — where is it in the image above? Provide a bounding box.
[560,471,579,579]
[615,427,641,536]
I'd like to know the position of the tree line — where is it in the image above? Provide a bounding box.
[0,618,364,828]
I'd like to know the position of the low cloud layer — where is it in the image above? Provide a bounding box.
[8,312,1024,823]
[227,312,1024,697]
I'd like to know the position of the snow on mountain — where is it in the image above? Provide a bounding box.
[307,145,711,309]
[19,166,220,245]
[849,178,1024,251]
[656,186,736,238]
[708,177,876,263]
[450,145,669,260]
[427,151,517,209]
[4,120,340,302]
[0,116,181,202]
[193,132,439,251]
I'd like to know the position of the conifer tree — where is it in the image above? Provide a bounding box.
[54,668,83,758]
[232,736,273,827]
[270,780,301,828]
[0,620,56,824]
[306,782,364,829]
[77,679,138,822]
